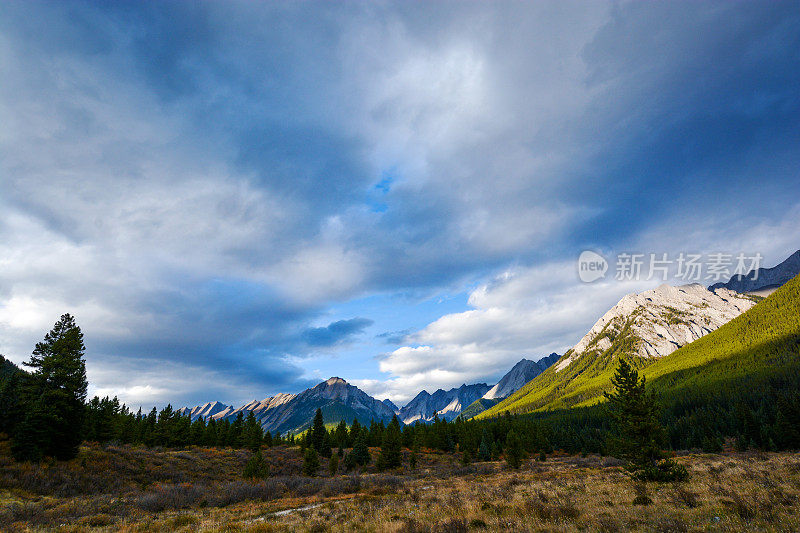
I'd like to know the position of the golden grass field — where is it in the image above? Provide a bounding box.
[2,441,799,532]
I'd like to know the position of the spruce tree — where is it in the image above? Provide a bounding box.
[309,408,327,453]
[352,432,371,466]
[13,314,88,461]
[303,447,320,476]
[244,449,270,479]
[478,431,491,461]
[605,359,687,481]
[244,412,263,451]
[377,415,402,471]
[505,430,524,469]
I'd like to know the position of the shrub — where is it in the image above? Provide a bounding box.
[243,450,270,479]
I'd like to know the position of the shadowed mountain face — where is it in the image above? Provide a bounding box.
[709,250,800,294]
[482,355,559,401]
[181,377,396,435]
[382,398,399,413]
[398,383,491,424]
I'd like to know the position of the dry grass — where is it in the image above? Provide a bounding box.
[2,441,800,532]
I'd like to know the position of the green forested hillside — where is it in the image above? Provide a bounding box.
[478,273,800,419]
[459,397,501,419]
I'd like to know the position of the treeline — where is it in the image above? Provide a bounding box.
[83,397,290,450]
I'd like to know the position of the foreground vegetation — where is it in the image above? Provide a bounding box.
[2,441,800,532]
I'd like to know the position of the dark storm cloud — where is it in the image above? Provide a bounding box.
[302,318,374,348]
[1,0,798,406]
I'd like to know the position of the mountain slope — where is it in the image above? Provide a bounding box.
[710,249,800,293]
[257,377,396,434]
[639,272,800,396]
[398,383,490,423]
[477,283,758,417]
[459,398,502,420]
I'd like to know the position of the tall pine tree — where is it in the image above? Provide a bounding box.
[13,314,88,461]
[377,415,402,471]
[605,359,687,481]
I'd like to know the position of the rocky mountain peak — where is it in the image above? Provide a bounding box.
[555,282,756,372]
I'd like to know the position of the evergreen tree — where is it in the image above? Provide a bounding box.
[774,393,800,449]
[377,415,402,471]
[352,432,371,466]
[478,431,491,461]
[605,359,687,481]
[0,366,24,438]
[244,449,270,479]
[490,441,501,461]
[309,408,327,453]
[190,417,206,445]
[349,418,362,447]
[461,448,472,466]
[328,453,339,475]
[230,412,245,447]
[244,412,263,451]
[204,418,218,446]
[13,314,88,461]
[303,447,320,476]
[505,430,524,469]
[320,430,333,458]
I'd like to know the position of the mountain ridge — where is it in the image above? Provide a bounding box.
[709,249,800,293]
[180,377,395,435]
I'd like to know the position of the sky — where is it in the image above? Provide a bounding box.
[1,1,799,409]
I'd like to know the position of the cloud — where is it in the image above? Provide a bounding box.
[302,317,374,348]
[370,202,800,405]
[364,261,646,404]
[375,329,413,345]
[0,1,798,409]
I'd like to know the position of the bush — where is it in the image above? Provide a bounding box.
[637,458,688,482]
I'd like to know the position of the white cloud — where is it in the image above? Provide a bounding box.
[362,260,645,404]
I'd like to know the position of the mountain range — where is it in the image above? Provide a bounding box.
[179,357,557,432]
[180,377,398,435]
[459,353,560,419]
[709,249,800,294]
[180,250,798,433]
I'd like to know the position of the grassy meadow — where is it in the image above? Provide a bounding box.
[2,440,800,532]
